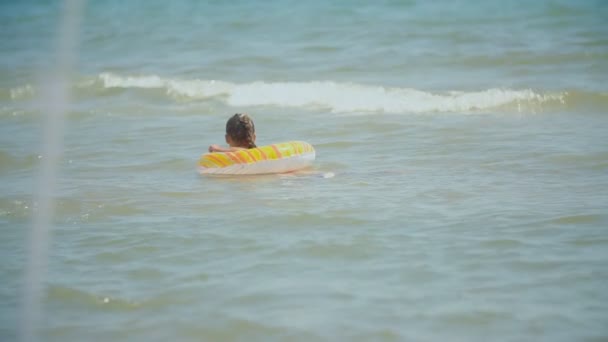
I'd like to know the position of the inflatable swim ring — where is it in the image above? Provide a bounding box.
[198,141,315,175]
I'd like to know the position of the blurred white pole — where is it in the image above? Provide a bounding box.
[21,0,84,341]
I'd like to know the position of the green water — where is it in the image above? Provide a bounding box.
[1,0,608,341]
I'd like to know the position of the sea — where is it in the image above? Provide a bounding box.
[1,0,607,341]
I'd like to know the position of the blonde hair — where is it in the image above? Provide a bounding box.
[226,113,256,148]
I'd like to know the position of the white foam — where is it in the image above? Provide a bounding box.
[99,73,164,88]
[97,73,566,114]
[10,84,35,100]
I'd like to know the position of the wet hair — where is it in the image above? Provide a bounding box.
[226,113,256,148]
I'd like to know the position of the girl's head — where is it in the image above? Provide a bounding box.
[225,113,256,148]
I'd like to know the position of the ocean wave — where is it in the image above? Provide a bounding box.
[6,73,605,114]
[96,73,570,114]
[1,84,36,101]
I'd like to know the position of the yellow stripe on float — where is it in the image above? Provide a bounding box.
[284,143,294,157]
[199,159,216,168]
[232,151,249,164]
[236,150,252,163]
[271,144,283,159]
[258,147,268,160]
[205,153,231,167]
[244,149,259,163]
[262,145,276,159]
[292,141,301,155]
[226,152,242,164]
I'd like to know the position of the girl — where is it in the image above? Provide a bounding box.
[208,113,257,152]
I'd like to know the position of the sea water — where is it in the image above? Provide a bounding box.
[1,1,607,341]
